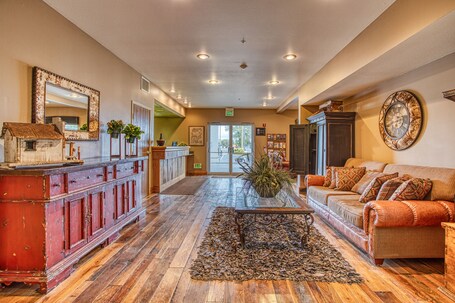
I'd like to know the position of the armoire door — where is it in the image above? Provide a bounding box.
[289,124,309,175]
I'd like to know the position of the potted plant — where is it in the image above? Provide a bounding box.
[238,154,292,198]
[122,123,144,143]
[107,120,124,138]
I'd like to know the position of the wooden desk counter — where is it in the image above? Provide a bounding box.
[152,146,190,193]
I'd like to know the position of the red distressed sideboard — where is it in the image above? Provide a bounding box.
[0,157,146,293]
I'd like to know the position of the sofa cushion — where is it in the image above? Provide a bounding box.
[344,158,387,172]
[376,175,412,200]
[307,186,357,206]
[335,167,366,191]
[327,195,364,228]
[389,178,433,201]
[352,171,383,194]
[359,173,399,203]
[383,164,455,201]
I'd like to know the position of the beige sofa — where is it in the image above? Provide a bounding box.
[305,158,455,265]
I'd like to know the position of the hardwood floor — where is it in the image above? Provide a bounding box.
[0,177,451,303]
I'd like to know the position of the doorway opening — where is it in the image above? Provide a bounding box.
[208,123,254,175]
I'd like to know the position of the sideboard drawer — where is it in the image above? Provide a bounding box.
[67,168,105,192]
[49,174,65,197]
[116,163,136,179]
[106,166,115,181]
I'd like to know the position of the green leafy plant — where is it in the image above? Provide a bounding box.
[122,123,144,141]
[178,142,188,146]
[106,120,125,135]
[80,123,88,131]
[237,154,292,197]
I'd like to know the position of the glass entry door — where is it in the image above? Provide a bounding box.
[208,123,253,175]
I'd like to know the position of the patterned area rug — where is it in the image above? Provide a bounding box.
[190,207,362,283]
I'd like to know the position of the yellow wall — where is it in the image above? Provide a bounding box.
[0,0,183,160]
[154,117,184,145]
[344,53,455,168]
[159,109,298,172]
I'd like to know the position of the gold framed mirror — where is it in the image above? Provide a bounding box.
[32,67,100,141]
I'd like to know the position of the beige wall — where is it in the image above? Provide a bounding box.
[344,53,455,168]
[0,0,183,160]
[159,109,298,172]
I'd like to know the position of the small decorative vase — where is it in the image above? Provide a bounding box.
[110,131,120,139]
[127,136,136,143]
[157,133,165,146]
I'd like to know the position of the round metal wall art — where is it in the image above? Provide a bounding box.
[378,90,423,151]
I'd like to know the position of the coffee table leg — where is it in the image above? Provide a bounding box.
[300,213,314,248]
[235,213,245,247]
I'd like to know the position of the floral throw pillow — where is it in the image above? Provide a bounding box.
[334,167,366,191]
[323,166,332,187]
[351,171,383,194]
[376,175,412,200]
[389,178,433,201]
[359,173,399,203]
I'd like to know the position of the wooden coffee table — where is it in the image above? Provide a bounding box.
[234,187,315,248]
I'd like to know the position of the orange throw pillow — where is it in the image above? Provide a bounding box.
[351,171,383,194]
[358,173,399,203]
[376,175,412,200]
[323,166,332,187]
[334,167,366,191]
[389,178,433,201]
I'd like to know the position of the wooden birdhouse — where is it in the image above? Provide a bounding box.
[1,122,65,164]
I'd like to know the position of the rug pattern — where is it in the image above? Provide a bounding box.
[190,207,363,283]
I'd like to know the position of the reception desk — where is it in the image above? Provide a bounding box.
[152,146,190,193]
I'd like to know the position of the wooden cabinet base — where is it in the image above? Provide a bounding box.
[0,157,146,293]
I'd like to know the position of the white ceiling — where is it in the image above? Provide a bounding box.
[43,0,395,109]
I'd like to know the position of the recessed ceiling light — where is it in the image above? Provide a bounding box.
[188,102,192,108]
[268,80,280,85]
[283,54,297,61]
[184,98,188,104]
[177,94,182,99]
[264,96,275,100]
[262,101,267,107]
[197,53,210,60]
[170,88,176,93]
[208,79,219,84]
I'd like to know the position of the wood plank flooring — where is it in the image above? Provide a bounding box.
[0,177,451,303]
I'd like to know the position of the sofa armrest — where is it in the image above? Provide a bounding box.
[363,200,455,234]
[305,174,325,188]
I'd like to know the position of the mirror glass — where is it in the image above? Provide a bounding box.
[32,67,100,141]
[45,83,89,131]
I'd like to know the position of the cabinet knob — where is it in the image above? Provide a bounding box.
[52,184,61,187]
[96,174,104,178]
[69,180,77,184]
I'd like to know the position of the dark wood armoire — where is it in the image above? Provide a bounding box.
[307,111,356,175]
[289,124,316,176]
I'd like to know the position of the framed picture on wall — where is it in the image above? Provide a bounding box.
[256,127,266,136]
[189,126,205,146]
